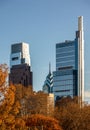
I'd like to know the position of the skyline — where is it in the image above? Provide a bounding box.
[0,0,90,102]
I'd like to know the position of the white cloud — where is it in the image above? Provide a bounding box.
[85,91,90,98]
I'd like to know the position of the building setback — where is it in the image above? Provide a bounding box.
[53,16,84,102]
[9,42,33,88]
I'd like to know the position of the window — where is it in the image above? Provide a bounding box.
[12,57,18,60]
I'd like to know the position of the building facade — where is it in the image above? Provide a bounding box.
[9,42,33,88]
[47,94,54,115]
[53,16,84,102]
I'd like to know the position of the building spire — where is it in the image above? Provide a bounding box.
[49,62,51,74]
[78,16,84,104]
[78,16,83,31]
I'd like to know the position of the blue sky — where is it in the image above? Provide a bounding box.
[0,0,90,101]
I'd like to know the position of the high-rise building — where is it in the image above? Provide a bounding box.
[53,16,84,102]
[42,63,53,94]
[9,42,33,88]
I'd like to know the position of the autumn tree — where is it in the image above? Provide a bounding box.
[0,64,25,129]
[0,64,61,130]
[27,91,48,115]
[54,97,90,130]
[14,85,54,116]
[25,114,62,130]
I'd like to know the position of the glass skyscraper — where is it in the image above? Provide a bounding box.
[53,16,84,102]
[42,63,53,94]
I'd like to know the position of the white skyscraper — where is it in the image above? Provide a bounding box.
[78,16,84,103]
[10,42,31,68]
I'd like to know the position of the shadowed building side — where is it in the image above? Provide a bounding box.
[9,64,33,87]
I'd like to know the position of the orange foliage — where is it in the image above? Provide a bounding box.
[15,118,25,129]
[0,64,24,129]
[55,98,90,130]
[25,114,62,130]
[0,64,8,88]
[14,84,52,116]
[0,64,62,129]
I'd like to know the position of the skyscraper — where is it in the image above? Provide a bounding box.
[53,16,84,102]
[9,42,33,88]
[10,42,31,67]
[42,63,53,93]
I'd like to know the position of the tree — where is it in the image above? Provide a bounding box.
[14,85,53,116]
[0,64,8,89]
[54,97,90,130]
[0,64,25,129]
[0,64,61,130]
[25,114,62,130]
[27,91,48,115]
